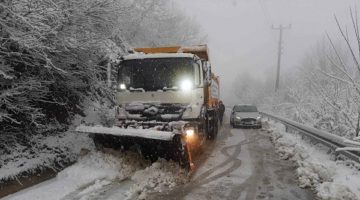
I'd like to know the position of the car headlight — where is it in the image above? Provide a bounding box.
[256,116,261,121]
[236,116,241,120]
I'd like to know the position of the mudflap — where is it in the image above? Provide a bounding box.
[92,133,191,170]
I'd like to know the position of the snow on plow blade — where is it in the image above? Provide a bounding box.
[74,125,190,169]
[75,125,176,141]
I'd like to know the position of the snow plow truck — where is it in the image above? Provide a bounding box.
[75,45,220,169]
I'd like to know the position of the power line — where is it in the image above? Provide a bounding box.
[272,24,291,92]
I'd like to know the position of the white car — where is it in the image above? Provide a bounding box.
[230,105,262,128]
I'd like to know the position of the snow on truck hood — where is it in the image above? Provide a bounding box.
[122,53,194,60]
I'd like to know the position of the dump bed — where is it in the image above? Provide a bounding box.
[134,45,210,61]
[209,74,220,107]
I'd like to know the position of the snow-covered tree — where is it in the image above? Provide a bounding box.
[0,0,205,134]
[254,7,360,139]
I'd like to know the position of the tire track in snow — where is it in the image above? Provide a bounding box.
[192,129,265,186]
[226,129,268,200]
[148,125,267,200]
[226,129,313,200]
[60,178,134,200]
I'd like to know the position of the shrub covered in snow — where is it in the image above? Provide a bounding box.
[0,131,94,182]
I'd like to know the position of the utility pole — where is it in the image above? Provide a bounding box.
[272,24,291,92]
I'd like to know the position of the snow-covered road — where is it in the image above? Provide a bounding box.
[2,148,188,200]
[148,121,314,200]
[2,116,314,200]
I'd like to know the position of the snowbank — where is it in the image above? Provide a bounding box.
[3,151,145,200]
[0,131,93,182]
[4,151,188,200]
[1,100,111,183]
[127,159,188,200]
[266,121,360,200]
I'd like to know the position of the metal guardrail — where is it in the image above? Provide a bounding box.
[260,112,360,163]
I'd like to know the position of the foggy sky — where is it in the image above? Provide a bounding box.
[176,0,358,106]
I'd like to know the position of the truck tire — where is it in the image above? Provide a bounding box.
[172,135,191,170]
[207,112,218,140]
[93,134,105,150]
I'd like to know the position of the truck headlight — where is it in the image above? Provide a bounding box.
[185,129,195,138]
[119,83,126,90]
[180,80,192,91]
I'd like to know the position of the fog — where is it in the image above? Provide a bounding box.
[177,0,357,106]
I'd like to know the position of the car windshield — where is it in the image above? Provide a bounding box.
[234,105,258,112]
[118,58,197,91]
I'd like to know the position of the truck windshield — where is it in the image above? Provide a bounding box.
[118,58,198,91]
[234,105,258,112]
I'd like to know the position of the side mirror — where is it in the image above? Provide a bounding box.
[202,61,212,86]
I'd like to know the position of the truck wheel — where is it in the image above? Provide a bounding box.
[214,117,219,136]
[93,135,104,150]
[208,118,218,140]
[180,144,191,170]
[207,121,215,140]
[172,135,191,170]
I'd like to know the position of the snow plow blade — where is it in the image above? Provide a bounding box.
[75,125,190,169]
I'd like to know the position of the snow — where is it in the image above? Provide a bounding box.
[317,182,358,200]
[343,139,360,147]
[125,102,145,111]
[77,179,112,196]
[123,53,194,60]
[125,113,146,120]
[161,114,181,120]
[126,159,188,200]
[0,131,93,182]
[3,151,145,200]
[336,147,360,152]
[72,100,116,127]
[144,106,159,115]
[0,100,115,183]
[3,151,187,200]
[178,45,207,52]
[75,125,176,141]
[189,128,253,189]
[129,87,145,92]
[266,120,360,200]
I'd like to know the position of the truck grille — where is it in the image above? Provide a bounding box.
[123,103,186,121]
